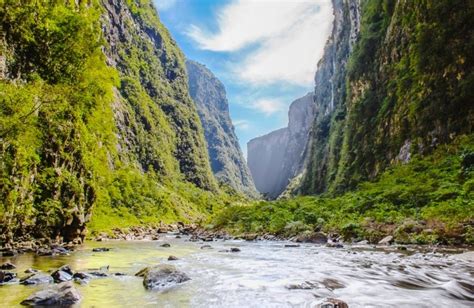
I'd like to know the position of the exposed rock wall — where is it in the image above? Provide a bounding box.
[299,0,474,194]
[186,60,258,197]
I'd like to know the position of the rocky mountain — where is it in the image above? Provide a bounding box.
[0,0,218,243]
[247,93,315,199]
[186,60,258,197]
[298,0,474,195]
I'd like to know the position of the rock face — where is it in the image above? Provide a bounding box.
[1,0,217,243]
[299,0,474,194]
[21,282,81,306]
[247,93,315,198]
[136,265,190,290]
[186,60,258,197]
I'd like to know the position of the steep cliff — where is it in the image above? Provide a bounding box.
[300,0,474,194]
[186,60,258,197]
[0,0,218,243]
[247,93,314,199]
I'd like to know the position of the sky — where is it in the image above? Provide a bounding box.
[154,0,333,157]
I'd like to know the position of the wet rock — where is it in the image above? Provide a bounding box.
[72,272,93,280]
[175,235,182,239]
[88,271,109,278]
[51,265,74,283]
[295,232,328,244]
[200,244,213,249]
[92,247,110,252]
[0,262,16,270]
[25,268,39,274]
[114,272,127,276]
[321,278,345,290]
[21,281,81,306]
[286,281,317,290]
[230,247,240,252]
[136,265,190,290]
[0,271,17,284]
[318,298,348,308]
[378,236,394,245]
[326,242,344,248]
[168,255,179,261]
[243,233,258,241]
[2,250,17,257]
[284,244,300,248]
[20,273,54,285]
[160,243,171,248]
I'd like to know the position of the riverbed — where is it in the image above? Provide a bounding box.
[1,235,473,307]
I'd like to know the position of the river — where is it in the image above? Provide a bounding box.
[1,234,473,307]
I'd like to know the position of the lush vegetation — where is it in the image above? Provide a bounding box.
[301,0,474,194]
[0,0,223,243]
[214,135,474,245]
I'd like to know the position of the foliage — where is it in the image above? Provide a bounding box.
[214,135,474,245]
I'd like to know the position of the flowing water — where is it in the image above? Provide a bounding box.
[1,235,473,307]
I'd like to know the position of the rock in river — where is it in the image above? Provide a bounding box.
[0,262,16,270]
[378,236,394,245]
[318,298,349,308]
[21,281,81,306]
[136,265,190,290]
[51,265,74,283]
[0,271,17,284]
[20,273,54,285]
[295,232,328,244]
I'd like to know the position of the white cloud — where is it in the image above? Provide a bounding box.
[249,98,285,116]
[233,119,251,130]
[154,0,178,11]
[187,0,333,86]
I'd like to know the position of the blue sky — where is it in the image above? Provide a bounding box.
[154,0,333,157]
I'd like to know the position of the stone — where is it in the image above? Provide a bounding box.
[136,265,190,290]
[25,268,39,274]
[295,232,328,244]
[92,247,110,252]
[2,250,17,257]
[160,243,171,248]
[284,244,301,248]
[168,255,179,261]
[230,247,240,252]
[200,245,212,249]
[326,242,344,248]
[20,273,54,285]
[378,236,394,245]
[318,298,349,308]
[0,271,17,284]
[0,262,16,270]
[321,278,345,290]
[21,281,81,306]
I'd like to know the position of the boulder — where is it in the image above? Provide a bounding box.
[168,255,179,261]
[92,247,110,252]
[136,265,190,290]
[21,273,54,285]
[295,232,328,244]
[2,250,17,257]
[0,271,17,284]
[51,265,74,283]
[318,298,349,308]
[21,281,81,306]
[378,236,394,245]
[160,243,171,248]
[230,247,241,252]
[0,262,16,270]
[200,244,212,249]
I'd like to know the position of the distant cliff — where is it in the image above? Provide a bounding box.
[186,60,258,197]
[247,93,314,199]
